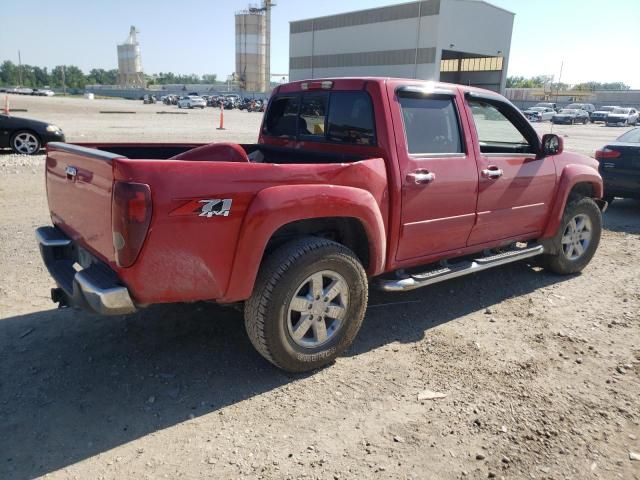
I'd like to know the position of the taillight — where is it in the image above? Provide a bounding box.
[112,181,152,267]
[595,148,621,160]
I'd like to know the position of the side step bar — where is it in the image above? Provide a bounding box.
[376,244,544,292]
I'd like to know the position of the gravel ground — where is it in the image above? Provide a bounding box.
[1,95,639,480]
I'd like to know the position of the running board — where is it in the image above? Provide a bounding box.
[376,244,544,292]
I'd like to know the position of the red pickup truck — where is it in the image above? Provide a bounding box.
[37,78,605,372]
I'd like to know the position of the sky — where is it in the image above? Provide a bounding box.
[1,0,639,87]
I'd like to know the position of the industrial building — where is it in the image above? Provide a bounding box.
[117,26,145,88]
[289,0,514,93]
[235,1,275,92]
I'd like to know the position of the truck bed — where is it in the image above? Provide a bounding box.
[44,141,388,305]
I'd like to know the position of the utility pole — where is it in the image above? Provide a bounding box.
[554,60,563,104]
[62,65,66,96]
[18,50,23,86]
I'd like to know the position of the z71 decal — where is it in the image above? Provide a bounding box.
[198,199,233,217]
[169,198,233,218]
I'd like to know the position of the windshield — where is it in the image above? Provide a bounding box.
[528,107,545,112]
[535,103,553,107]
[617,128,640,143]
[612,108,630,114]
[559,109,577,114]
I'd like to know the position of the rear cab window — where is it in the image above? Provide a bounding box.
[263,90,376,145]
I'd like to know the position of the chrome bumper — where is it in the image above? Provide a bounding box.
[36,226,136,316]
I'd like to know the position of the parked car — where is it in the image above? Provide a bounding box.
[36,78,605,372]
[177,95,206,109]
[590,106,619,124]
[533,102,559,112]
[523,106,555,122]
[15,87,34,95]
[0,113,65,154]
[605,107,639,127]
[31,89,55,96]
[595,127,640,203]
[551,109,590,125]
[565,103,596,120]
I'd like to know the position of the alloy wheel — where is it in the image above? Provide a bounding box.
[13,132,39,154]
[561,213,592,261]
[286,270,349,349]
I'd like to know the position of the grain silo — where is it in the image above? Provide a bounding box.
[235,1,275,92]
[117,26,146,88]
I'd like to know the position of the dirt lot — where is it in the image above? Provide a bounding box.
[1,95,639,480]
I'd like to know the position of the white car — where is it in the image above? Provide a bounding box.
[177,96,206,109]
[33,89,55,97]
[606,107,639,127]
[524,106,555,122]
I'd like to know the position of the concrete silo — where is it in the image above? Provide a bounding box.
[117,26,146,88]
[235,1,275,92]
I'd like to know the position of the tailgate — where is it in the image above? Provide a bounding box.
[46,143,123,264]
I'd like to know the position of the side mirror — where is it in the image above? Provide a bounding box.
[541,133,563,156]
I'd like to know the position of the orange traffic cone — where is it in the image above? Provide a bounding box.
[216,104,225,130]
[3,95,9,115]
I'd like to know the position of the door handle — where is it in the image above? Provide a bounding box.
[481,167,503,179]
[408,171,436,184]
[65,165,77,180]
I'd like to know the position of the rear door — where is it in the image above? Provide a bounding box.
[464,93,557,246]
[390,84,479,262]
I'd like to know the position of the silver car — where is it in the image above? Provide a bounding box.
[177,95,207,109]
[524,106,555,122]
[606,107,639,127]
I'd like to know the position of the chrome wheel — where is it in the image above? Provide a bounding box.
[286,270,349,349]
[12,132,39,154]
[561,213,592,260]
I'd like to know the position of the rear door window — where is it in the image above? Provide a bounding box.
[399,96,463,154]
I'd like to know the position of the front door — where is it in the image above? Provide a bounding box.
[465,95,557,246]
[392,86,479,262]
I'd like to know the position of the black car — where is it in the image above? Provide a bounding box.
[0,114,65,155]
[551,109,590,125]
[596,127,640,203]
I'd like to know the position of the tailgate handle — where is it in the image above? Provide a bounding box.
[65,166,77,180]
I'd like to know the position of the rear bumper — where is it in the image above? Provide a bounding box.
[36,226,136,315]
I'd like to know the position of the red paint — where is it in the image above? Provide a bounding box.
[44,78,603,306]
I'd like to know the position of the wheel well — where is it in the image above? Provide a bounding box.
[11,129,41,143]
[265,217,370,270]
[569,182,595,200]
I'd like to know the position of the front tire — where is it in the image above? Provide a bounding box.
[540,197,602,275]
[244,237,368,372]
[10,130,41,155]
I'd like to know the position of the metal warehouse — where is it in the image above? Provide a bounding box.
[289,0,514,93]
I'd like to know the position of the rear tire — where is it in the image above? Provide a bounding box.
[244,237,368,372]
[539,197,601,275]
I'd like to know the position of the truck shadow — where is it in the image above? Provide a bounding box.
[603,198,640,234]
[1,263,565,479]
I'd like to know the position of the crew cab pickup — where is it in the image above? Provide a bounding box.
[37,78,605,372]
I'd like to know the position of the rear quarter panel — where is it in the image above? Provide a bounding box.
[113,158,388,305]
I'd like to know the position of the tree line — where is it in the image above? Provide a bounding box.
[507,75,631,91]
[0,60,219,88]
